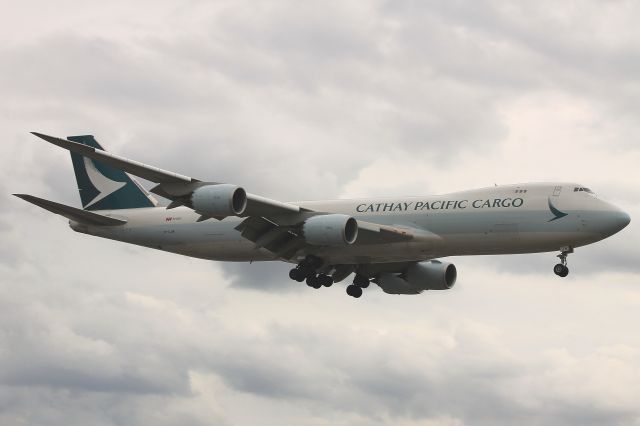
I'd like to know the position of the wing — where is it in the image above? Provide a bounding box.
[32,132,194,184]
[31,132,430,259]
[31,132,304,217]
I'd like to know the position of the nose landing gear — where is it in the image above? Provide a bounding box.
[554,246,573,277]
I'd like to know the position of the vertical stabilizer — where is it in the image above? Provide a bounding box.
[68,135,157,210]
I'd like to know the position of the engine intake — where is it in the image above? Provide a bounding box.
[191,184,247,217]
[377,261,457,294]
[302,214,358,246]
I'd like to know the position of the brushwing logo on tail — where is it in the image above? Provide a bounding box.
[83,157,126,208]
[548,198,568,222]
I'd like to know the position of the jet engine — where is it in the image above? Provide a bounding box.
[302,214,358,246]
[377,261,457,294]
[191,184,247,217]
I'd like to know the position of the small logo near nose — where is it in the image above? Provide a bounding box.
[548,198,568,222]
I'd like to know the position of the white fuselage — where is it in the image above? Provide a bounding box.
[71,183,630,265]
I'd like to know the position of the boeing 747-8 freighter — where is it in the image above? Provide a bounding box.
[15,133,630,298]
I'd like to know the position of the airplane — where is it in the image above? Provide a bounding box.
[14,133,631,298]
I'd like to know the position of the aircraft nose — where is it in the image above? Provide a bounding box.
[618,210,631,229]
[601,208,630,236]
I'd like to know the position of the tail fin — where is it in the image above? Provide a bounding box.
[68,135,157,210]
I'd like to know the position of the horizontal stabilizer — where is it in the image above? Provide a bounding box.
[14,194,127,226]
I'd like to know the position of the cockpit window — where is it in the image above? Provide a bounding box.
[573,187,595,194]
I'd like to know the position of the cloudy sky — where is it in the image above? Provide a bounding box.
[2,0,640,424]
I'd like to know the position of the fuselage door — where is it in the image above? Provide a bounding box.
[552,185,562,197]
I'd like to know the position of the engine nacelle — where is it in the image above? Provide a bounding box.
[191,184,247,217]
[302,214,358,246]
[406,261,457,290]
[377,261,457,294]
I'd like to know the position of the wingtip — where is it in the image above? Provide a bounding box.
[31,131,65,140]
[30,131,53,141]
[13,193,32,202]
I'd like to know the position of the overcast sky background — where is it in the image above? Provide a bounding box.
[2,1,640,425]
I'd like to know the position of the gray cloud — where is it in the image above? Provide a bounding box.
[220,261,302,291]
[202,321,639,426]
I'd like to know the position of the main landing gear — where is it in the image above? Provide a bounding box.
[289,255,333,289]
[289,257,370,298]
[346,274,370,298]
[553,246,573,277]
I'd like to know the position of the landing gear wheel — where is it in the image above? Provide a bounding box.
[346,284,363,298]
[554,246,573,278]
[289,268,300,280]
[297,266,312,279]
[553,264,563,275]
[289,268,306,282]
[290,255,324,284]
[306,275,322,289]
[353,274,370,288]
[318,274,333,287]
[554,264,569,277]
